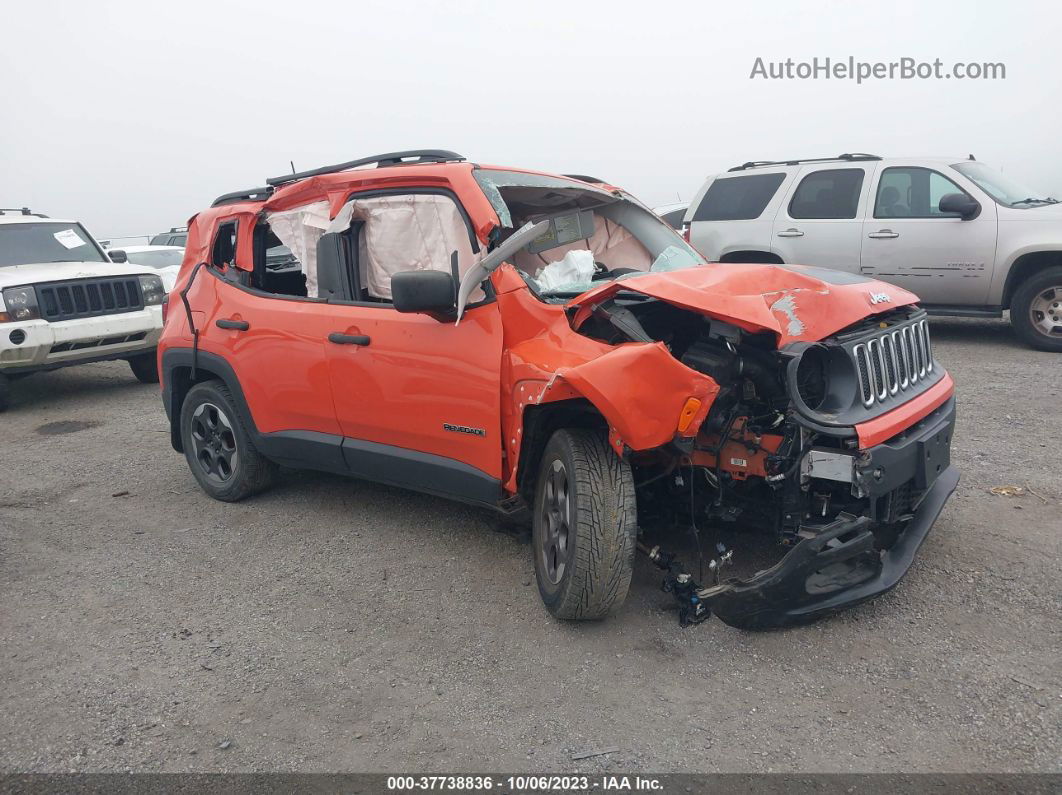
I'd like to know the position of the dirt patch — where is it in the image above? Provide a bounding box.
[34,420,101,436]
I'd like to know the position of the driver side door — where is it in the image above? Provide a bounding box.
[322,190,505,505]
[859,166,997,306]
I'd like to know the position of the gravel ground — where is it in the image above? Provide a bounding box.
[0,316,1059,774]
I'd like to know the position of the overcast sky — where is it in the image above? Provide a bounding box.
[2,0,1060,239]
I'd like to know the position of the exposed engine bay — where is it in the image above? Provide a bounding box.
[571,295,955,628]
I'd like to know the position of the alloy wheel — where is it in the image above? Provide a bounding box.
[1029,286,1062,337]
[541,459,571,584]
[189,402,239,483]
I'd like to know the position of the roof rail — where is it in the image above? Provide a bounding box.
[266,149,465,187]
[211,187,275,208]
[562,173,607,184]
[0,207,48,217]
[728,153,882,172]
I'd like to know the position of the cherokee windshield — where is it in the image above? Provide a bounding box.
[0,222,108,267]
[473,168,707,298]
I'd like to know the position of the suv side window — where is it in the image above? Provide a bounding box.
[875,167,971,218]
[692,173,785,221]
[210,222,237,267]
[788,168,864,219]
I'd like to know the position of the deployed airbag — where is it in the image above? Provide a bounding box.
[533,249,596,292]
[265,201,331,297]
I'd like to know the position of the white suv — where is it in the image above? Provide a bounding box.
[0,208,167,411]
[684,154,1062,351]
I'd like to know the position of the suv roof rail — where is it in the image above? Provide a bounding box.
[562,173,606,184]
[727,153,882,172]
[265,149,466,187]
[210,187,275,208]
[0,207,48,217]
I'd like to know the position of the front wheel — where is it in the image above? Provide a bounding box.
[1011,266,1062,351]
[0,372,9,412]
[179,380,276,502]
[532,428,636,620]
[128,351,160,383]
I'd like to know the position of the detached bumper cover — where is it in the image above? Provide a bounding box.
[701,400,959,630]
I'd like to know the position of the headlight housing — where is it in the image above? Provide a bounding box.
[1,286,41,322]
[138,274,166,306]
[795,344,830,410]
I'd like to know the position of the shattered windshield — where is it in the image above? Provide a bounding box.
[473,168,707,299]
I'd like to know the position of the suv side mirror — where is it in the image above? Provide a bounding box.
[938,193,980,220]
[109,249,128,263]
[391,270,456,317]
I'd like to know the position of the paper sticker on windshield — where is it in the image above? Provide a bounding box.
[54,229,85,249]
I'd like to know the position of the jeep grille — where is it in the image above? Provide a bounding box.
[853,318,932,408]
[35,277,144,322]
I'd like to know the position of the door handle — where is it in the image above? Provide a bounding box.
[868,230,900,239]
[215,318,249,331]
[328,332,371,346]
[777,228,804,238]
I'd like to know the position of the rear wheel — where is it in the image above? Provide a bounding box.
[532,429,636,620]
[1011,266,1062,351]
[128,351,159,383]
[179,380,276,501]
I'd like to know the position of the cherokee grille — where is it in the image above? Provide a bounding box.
[853,318,933,408]
[36,277,144,322]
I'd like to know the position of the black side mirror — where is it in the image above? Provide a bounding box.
[938,193,980,220]
[109,249,128,263]
[391,270,456,318]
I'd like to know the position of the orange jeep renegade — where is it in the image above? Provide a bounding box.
[159,150,958,629]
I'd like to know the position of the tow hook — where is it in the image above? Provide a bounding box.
[638,542,732,627]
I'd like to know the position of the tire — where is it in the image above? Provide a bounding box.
[532,428,637,620]
[179,379,276,502]
[128,351,160,383]
[0,372,9,413]
[1011,266,1062,351]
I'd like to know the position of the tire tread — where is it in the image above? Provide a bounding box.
[535,429,636,620]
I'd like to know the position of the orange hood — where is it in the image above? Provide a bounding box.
[568,263,919,345]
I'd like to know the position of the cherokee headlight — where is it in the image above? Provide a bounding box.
[1,286,40,322]
[138,274,166,306]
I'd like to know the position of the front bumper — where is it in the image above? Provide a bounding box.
[0,307,162,374]
[700,399,959,629]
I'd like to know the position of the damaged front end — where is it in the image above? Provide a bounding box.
[567,277,959,630]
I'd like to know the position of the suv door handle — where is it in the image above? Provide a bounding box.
[328,332,371,346]
[777,228,804,238]
[216,318,249,331]
[868,230,900,239]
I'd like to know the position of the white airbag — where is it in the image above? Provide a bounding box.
[264,201,330,297]
[533,249,596,291]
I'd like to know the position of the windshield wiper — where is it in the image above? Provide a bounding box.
[1012,197,1057,206]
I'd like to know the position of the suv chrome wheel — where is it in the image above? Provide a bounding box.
[1029,285,1062,336]
[540,459,571,585]
[189,402,238,483]
[1012,266,1062,351]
